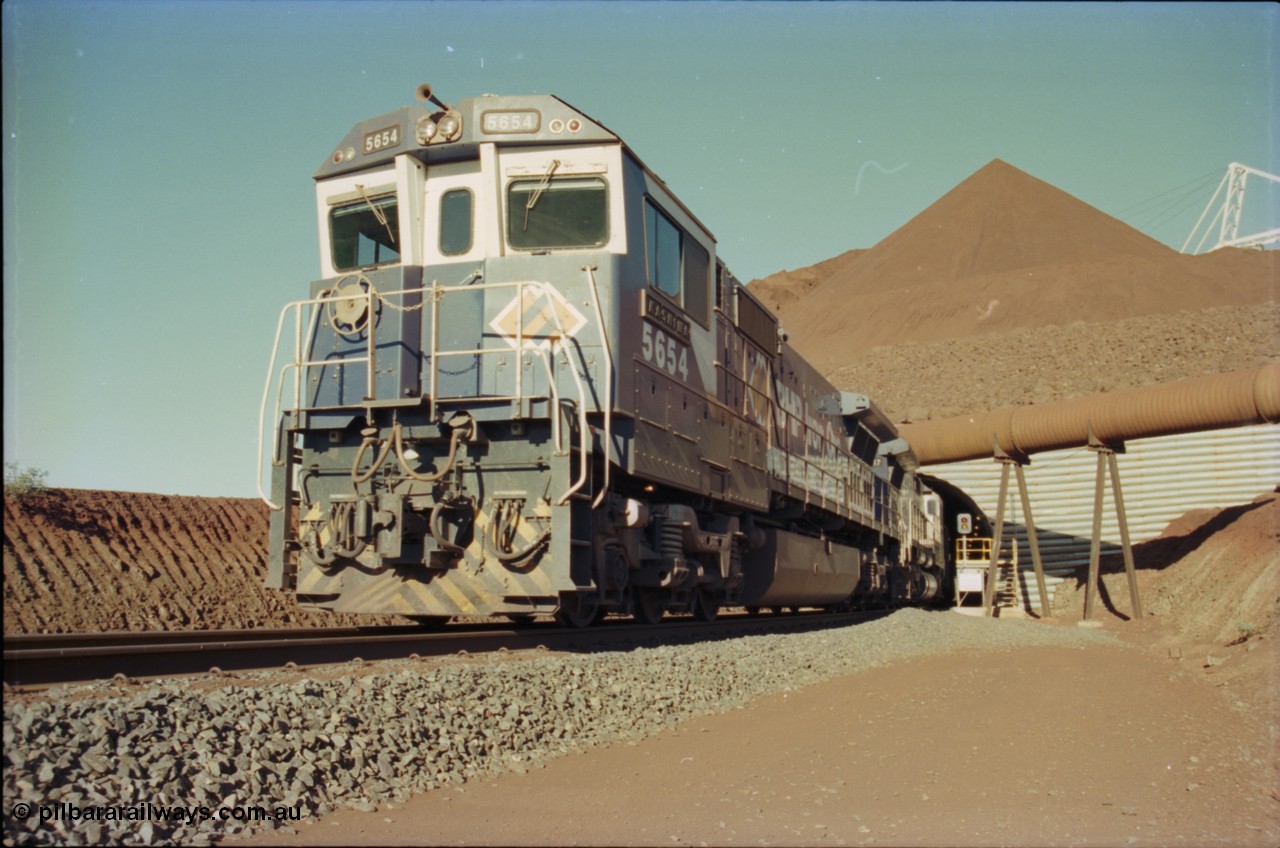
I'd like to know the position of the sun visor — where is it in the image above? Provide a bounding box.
[876,437,920,474]
[840,392,900,441]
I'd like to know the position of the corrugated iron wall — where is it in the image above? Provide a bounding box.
[927,423,1280,609]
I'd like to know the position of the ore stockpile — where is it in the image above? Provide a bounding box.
[750,159,1277,424]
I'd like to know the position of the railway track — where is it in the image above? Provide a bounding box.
[3,610,891,688]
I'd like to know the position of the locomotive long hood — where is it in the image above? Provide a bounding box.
[899,364,1280,465]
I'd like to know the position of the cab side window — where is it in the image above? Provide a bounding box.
[439,189,474,256]
[646,202,681,297]
[644,198,710,327]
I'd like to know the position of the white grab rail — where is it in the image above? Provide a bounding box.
[257,275,604,510]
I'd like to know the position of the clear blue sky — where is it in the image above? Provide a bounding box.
[3,1,1276,497]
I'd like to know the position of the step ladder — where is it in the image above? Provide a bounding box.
[954,536,1022,612]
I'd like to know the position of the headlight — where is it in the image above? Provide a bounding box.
[415,116,437,145]
[437,112,462,141]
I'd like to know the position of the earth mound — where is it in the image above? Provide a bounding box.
[1057,491,1279,641]
[748,248,865,315]
[2,489,406,633]
[1053,489,1279,712]
[749,158,1277,422]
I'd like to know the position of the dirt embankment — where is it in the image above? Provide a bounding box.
[2,490,405,633]
[1058,492,1279,643]
[1052,490,1279,709]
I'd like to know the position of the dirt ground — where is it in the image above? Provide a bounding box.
[238,627,1277,847]
[230,493,1277,847]
[6,488,1275,846]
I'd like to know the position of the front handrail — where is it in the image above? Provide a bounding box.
[258,275,603,510]
[422,277,594,505]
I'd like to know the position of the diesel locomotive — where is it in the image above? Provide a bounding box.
[258,84,965,626]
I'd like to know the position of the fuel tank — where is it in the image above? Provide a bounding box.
[740,528,860,607]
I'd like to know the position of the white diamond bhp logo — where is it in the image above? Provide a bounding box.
[489,283,588,351]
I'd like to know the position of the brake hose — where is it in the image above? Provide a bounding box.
[395,418,473,482]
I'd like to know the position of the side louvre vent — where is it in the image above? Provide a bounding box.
[735,287,778,354]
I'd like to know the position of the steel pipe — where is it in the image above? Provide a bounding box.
[899,364,1280,466]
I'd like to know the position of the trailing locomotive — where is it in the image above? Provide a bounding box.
[258,84,963,625]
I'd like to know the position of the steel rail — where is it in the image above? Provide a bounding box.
[3,610,893,688]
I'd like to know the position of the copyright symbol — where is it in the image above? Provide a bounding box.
[12,802,32,820]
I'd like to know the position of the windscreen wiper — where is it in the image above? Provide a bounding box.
[354,184,397,246]
[523,159,561,231]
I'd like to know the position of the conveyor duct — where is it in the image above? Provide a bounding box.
[899,365,1280,466]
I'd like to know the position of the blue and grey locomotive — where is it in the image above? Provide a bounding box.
[258,85,955,625]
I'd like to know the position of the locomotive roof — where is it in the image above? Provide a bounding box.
[315,92,622,179]
[315,88,718,248]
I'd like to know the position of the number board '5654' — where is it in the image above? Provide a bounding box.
[641,322,689,381]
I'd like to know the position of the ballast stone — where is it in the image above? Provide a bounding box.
[3,610,1114,845]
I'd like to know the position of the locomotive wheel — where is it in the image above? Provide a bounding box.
[632,587,667,625]
[554,592,600,628]
[692,588,720,622]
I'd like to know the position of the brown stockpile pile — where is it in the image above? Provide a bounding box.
[748,248,865,315]
[751,159,1277,421]
[827,303,1279,421]
[2,489,406,633]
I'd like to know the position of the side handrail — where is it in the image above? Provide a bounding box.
[257,295,335,509]
[553,337,591,506]
[536,347,565,455]
[583,265,613,508]
[525,282,591,506]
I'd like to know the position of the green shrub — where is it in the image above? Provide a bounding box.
[3,463,49,500]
